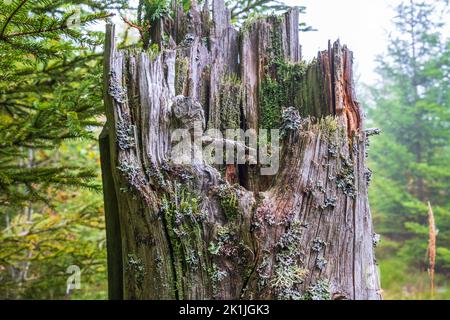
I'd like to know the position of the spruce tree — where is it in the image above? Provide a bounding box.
[0,0,127,299]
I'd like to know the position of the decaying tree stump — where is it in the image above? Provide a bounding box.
[100,0,381,300]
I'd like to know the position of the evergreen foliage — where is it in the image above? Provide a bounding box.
[0,0,127,299]
[367,0,450,295]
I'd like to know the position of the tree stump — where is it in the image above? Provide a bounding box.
[100,0,381,300]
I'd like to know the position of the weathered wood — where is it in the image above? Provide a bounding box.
[100,0,381,300]
[99,128,123,300]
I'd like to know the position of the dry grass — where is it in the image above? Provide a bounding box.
[427,201,436,299]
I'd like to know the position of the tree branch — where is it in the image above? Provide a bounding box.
[0,0,29,38]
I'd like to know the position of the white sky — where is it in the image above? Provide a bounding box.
[285,0,397,85]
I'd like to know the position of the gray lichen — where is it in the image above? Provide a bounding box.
[185,248,199,270]
[127,253,146,288]
[303,279,331,300]
[311,238,326,252]
[372,233,381,247]
[109,71,127,103]
[365,128,382,137]
[320,197,337,210]
[315,256,328,271]
[116,119,135,150]
[336,157,357,198]
[365,167,373,187]
[271,222,308,300]
[117,160,146,187]
[328,144,338,158]
[280,107,303,138]
[146,164,166,188]
[210,263,227,294]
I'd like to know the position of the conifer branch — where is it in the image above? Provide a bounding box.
[0,0,29,38]
[5,13,114,38]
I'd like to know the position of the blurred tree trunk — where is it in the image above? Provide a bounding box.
[100,0,381,300]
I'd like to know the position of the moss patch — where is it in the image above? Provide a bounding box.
[215,184,241,221]
[219,75,242,131]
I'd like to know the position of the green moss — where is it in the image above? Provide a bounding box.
[260,59,307,130]
[175,56,189,95]
[147,43,160,59]
[260,76,285,129]
[319,116,338,134]
[219,75,241,131]
[215,184,240,221]
[242,13,309,131]
[241,12,277,33]
[161,183,207,299]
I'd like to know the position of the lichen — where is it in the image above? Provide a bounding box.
[277,222,302,250]
[160,183,205,298]
[320,197,337,210]
[270,222,308,300]
[328,144,338,158]
[109,71,127,103]
[303,279,331,300]
[127,253,146,289]
[117,160,146,188]
[280,107,304,139]
[336,157,357,198]
[209,263,227,294]
[185,248,199,270]
[116,119,135,150]
[271,265,308,300]
[372,233,381,247]
[315,256,328,271]
[208,225,238,258]
[365,167,373,187]
[146,163,166,189]
[311,238,326,253]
